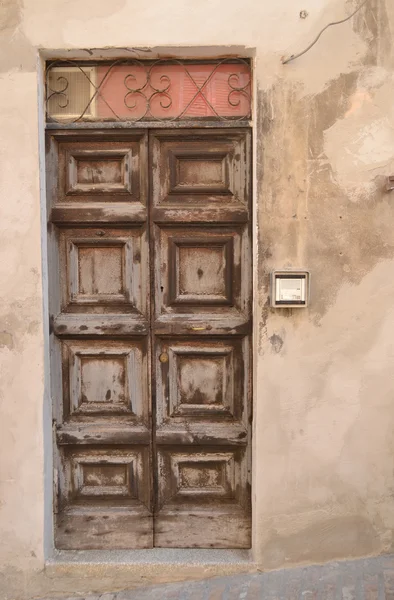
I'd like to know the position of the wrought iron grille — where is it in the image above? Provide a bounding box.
[45,59,252,123]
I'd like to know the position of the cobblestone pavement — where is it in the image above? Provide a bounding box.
[46,554,394,600]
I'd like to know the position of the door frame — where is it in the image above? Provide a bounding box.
[40,51,256,559]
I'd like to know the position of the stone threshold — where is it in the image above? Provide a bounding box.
[45,549,256,580]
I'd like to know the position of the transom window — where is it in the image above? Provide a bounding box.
[46,59,252,123]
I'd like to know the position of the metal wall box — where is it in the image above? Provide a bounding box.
[271,270,310,308]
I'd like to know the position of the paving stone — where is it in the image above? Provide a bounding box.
[206,581,228,600]
[363,574,380,600]
[383,569,394,600]
[242,577,265,599]
[38,553,394,600]
[224,577,258,600]
[317,565,339,600]
[300,564,323,600]
[281,568,305,600]
[338,563,359,600]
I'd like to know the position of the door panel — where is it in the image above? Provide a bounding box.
[51,132,147,224]
[47,130,152,549]
[61,339,149,423]
[155,337,248,446]
[56,445,152,550]
[59,227,148,315]
[155,446,251,548]
[48,127,251,550]
[150,130,250,223]
[154,225,249,319]
[150,129,251,548]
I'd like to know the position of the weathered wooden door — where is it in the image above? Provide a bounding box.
[47,127,251,550]
[150,129,252,547]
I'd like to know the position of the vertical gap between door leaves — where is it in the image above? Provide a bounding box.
[147,129,158,545]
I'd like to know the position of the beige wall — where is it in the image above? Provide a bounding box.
[1,0,394,597]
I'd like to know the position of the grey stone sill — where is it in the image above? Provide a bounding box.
[46,548,254,566]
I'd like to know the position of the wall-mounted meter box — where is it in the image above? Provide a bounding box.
[271,270,310,308]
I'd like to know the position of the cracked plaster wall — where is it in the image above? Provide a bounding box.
[1,0,394,597]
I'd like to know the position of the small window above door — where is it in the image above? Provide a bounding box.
[45,59,252,124]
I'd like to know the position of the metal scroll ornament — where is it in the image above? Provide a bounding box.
[45,59,252,123]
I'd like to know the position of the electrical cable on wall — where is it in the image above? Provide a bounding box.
[282,0,369,65]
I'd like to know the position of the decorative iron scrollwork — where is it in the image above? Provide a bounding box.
[46,75,69,109]
[46,59,252,123]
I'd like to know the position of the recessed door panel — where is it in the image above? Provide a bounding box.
[61,339,149,424]
[155,447,250,548]
[49,131,148,224]
[150,129,250,223]
[59,227,147,315]
[56,446,152,549]
[154,337,248,446]
[58,139,145,203]
[66,149,133,195]
[154,224,250,323]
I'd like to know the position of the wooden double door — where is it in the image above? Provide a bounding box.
[47,127,252,549]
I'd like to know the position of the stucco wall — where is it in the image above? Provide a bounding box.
[1,0,394,597]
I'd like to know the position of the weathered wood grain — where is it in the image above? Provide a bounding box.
[151,129,252,548]
[48,127,251,550]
